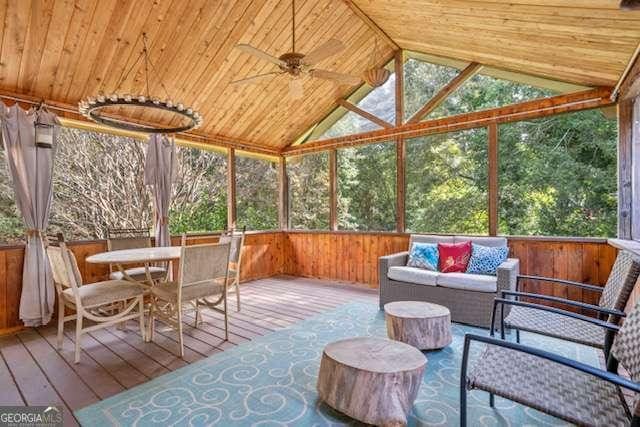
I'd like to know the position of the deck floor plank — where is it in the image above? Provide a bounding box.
[0,277,376,423]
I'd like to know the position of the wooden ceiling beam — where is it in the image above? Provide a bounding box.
[341,0,399,50]
[615,41,640,100]
[337,99,393,128]
[407,62,482,124]
[283,86,614,156]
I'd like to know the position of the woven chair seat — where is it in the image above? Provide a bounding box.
[151,280,224,302]
[109,266,167,281]
[62,280,145,308]
[468,344,631,426]
[504,306,605,348]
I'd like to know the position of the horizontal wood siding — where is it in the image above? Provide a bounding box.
[0,232,284,334]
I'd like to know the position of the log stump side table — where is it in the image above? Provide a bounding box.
[317,337,426,427]
[384,301,452,350]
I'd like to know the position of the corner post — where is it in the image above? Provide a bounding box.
[329,149,338,231]
[395,50,405,233]
[488,123,498,236]
[227,148,237,229]
[279,156,289,230]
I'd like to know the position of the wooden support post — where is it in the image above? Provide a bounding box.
[488,123,498,236]
[407,62,482,124]
[633,98,640,240]
[329,149,338,231]
[227,148,237,229]
[279,156,289,230]
[395,50,405,232]
[618,100,633,239]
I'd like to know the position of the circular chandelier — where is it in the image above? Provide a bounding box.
[78,33,202,134]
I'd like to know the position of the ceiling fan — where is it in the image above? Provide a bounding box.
[620,0,640,10]
[231,0,361,99]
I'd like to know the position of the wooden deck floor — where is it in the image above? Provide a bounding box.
[0,276,377,427]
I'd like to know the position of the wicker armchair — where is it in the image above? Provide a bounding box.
[217,227,246,312]
[460,299,640,427]
[493,250,640,357]
[106,227,168,285]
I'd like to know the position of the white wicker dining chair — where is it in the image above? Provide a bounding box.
[218,227,246,312]
[106,227,167,285]
[46,239,146,363]
[148,242,231,357]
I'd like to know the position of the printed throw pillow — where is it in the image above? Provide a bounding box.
[407,242,439,271]
[466,244,509,275]
[438,241,472,273]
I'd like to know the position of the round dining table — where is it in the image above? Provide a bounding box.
[86,246,182,284]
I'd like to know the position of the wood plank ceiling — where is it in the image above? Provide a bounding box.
[0,0,639,150]
[352,0,640,87]
[0,0,394,149]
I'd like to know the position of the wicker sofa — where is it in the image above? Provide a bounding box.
[379,234,519,328]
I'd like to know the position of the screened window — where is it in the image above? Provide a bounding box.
[235,154,278,230]
[50,127,153,240]
[404,58,460,119]
[0,147,24,245]
[337,142,396,231]
[405,128,489,234]
[287,152,330,230]
[320,109,382,140]
[426,74,555,120]
[170,146,228,234]
[499,109,617,237]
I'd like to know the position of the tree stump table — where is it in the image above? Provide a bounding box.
[384,301,452,350]
[316,337,426,427]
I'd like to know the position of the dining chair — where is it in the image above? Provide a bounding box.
[106,227,167,284]
[218,226,246,312]
[46,238,146,363]
[148,242,231,357]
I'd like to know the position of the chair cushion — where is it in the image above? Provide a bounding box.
[388,266,439,286]
[151,280,225,302]
[62,280,145,307]
[504,305,605,348]
[436,272,497,293]
[438,241,472,273]
[466,244,508,275]
[467,343,630,426]
[109,266,167,281]
[406,242,439,271]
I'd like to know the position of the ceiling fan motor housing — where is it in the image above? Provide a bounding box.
[279,52,306,75]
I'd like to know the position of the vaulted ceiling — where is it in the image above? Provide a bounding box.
[0,0,639,151]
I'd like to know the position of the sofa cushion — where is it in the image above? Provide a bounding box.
[438,241,472,273]
[407,242,439,271]
[456,236,507,247]
[437,272,497,293]
[410,235,454,247]
[467,244,509,275]
[388,266,438,286]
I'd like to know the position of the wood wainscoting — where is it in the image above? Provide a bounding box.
[283,232,619,309]
[0,232,285,334]
[0,231,622,334]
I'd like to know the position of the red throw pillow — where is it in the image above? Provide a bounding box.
[438,241,472,273]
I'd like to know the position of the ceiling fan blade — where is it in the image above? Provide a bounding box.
[230,72,281,85]
[236,44,285,67]
[289,78,304,100]
[310,69,361,86]
[620,0,640,9]
[303,39,345,66]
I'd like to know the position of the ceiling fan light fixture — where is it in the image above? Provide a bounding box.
[620,0,640,10]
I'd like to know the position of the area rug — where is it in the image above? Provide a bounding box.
[76,302,597,426]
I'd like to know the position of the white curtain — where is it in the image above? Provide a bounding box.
[0,102,58,327]
[144,134,176,247]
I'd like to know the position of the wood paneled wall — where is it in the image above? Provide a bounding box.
[0,231,623,334]
[0,232,284,333]
[283,232,619,306]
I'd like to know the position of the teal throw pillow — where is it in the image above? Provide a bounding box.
[407,242,439,271]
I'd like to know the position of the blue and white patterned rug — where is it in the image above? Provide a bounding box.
[76,302,597,426]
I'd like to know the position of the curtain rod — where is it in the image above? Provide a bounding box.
[0,94,80,115]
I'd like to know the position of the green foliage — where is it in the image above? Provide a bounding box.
[406,128,488,234]
[338,142,396,231]
[169,195,228,234]
[235,155,279,231]
[288,153,330,229]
